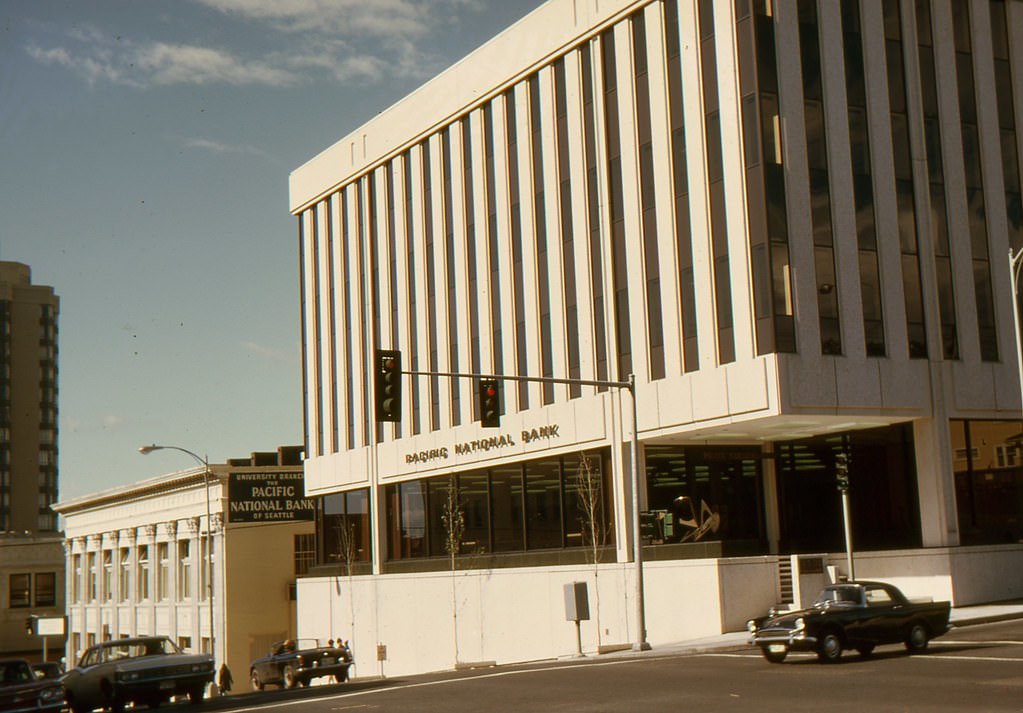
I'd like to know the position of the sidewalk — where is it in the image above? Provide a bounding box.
[619,599,1023,657]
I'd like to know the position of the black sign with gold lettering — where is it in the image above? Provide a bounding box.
[227,472,315,523]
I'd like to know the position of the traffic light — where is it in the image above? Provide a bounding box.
[835,452,850,492]
[375,350,402,422]
[479,379,501,428]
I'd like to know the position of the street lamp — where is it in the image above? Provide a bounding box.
[138,444,217,674]
[1010,248,1023,412]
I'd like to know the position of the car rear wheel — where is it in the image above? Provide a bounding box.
[283,664,299,689]
[905,622,930,653]
[760,645,788,663]
[817,631,844,663]
[250,669,264,691]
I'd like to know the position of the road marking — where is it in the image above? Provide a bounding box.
[928,654,1023,662]
[938,640,1023,646]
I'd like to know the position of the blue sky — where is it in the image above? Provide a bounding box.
[0,0,544,500]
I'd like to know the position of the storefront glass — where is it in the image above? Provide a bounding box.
[645,446,764,545]
[952,419,1023,544]
[319,488,372,568]
[385,450,613,561]
[775,424,920,553]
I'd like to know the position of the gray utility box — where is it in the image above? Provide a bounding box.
[564,581,590,621]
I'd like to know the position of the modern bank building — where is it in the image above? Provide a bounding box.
[288,0,1023,675]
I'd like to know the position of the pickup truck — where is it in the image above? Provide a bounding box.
[747,581,951,663]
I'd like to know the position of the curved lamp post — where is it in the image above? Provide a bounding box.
[138,444,217,677]
[1011,248,1023,412]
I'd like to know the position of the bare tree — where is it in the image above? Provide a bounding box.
[441,477,466,665]
[333,518,358,665]
[572,452,607,649]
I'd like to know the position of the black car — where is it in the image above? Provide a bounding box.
[747,581,951,663]
[250,639,352,690]
[62,636,214,712]
[0,658,64,713]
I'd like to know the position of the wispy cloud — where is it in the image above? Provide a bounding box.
[182,137,277,161]
[241,341,297,363]
[25,0,486,89]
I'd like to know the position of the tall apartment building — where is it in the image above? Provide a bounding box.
[1,261,63,659]
[1,261,59,533]
[289,0,1023,675]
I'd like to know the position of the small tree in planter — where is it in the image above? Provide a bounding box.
[333,518,358,669]
[441,477,466,665]
[571,452,608,649]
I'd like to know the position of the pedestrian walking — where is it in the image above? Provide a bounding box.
[218,663,233,694]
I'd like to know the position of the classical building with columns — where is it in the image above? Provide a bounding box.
[52,447,313,691]
[289,0,1023,676]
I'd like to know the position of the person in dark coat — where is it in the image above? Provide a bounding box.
[218,663,233,694]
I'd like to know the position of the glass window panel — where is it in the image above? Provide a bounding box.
[400,480,427,558]
[525,460,563,550]
[460,473,490,554]
[490,466,524,552]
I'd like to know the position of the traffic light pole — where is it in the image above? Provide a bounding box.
[397,367,649,651]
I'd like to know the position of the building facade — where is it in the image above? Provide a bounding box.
[53,447,314,691]
[289,0,1023,675]
[1,261,64,659]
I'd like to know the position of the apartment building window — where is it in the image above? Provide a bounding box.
[177,540,192,600]
[404,150,423,436]
[423,141,442,428]
[506,90,530,409]
[9,573,30,608]
[102,550,113,602]
[796,0,842,355]
[441,130,463,421]
[990,0,1022,252]
[294,534,316,576]
[883,0,927,358]
[34,572,55,607]
[137,545,150,600]
[178,636,192,652]
[529,76,556,403]
[156,542,169,601]
[87,552,97,602]
[71,554,81,603]
[602,29,635,376]
[554,60,582,396]
[118,548,130,602]
[199,535,211,600]
[341,190,356,449]
[462,120,483,409]
[581,45,610,388]
[664,0,699,371]
[842,3,886,357]
[950,2,998,362]
[697,0,735,364]
[633,14,666,380]
[483,105,505,388]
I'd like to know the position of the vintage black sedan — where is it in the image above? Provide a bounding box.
[0,658,64,713]
[747,581,951,663]
[249,639,352,690]
[62,636,214,712]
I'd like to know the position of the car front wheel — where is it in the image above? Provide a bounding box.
[905,622,930,653]
[817,631,844,663]
[283,665,299,689]
[760,645,788,663]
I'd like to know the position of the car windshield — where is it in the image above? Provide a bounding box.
[814,586,862,607]
[100,638,180,662]
[1,661,35,685]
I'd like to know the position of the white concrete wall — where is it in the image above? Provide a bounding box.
[827,545,1023,606]
[299,545,1023,678]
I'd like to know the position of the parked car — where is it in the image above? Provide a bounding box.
[249,639,352,690]
[30,662,63,680]
[747,580,951,663]
[62,636,214,713]
[0,658,64,713]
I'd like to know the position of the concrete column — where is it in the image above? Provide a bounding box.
[913,415,960,547]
